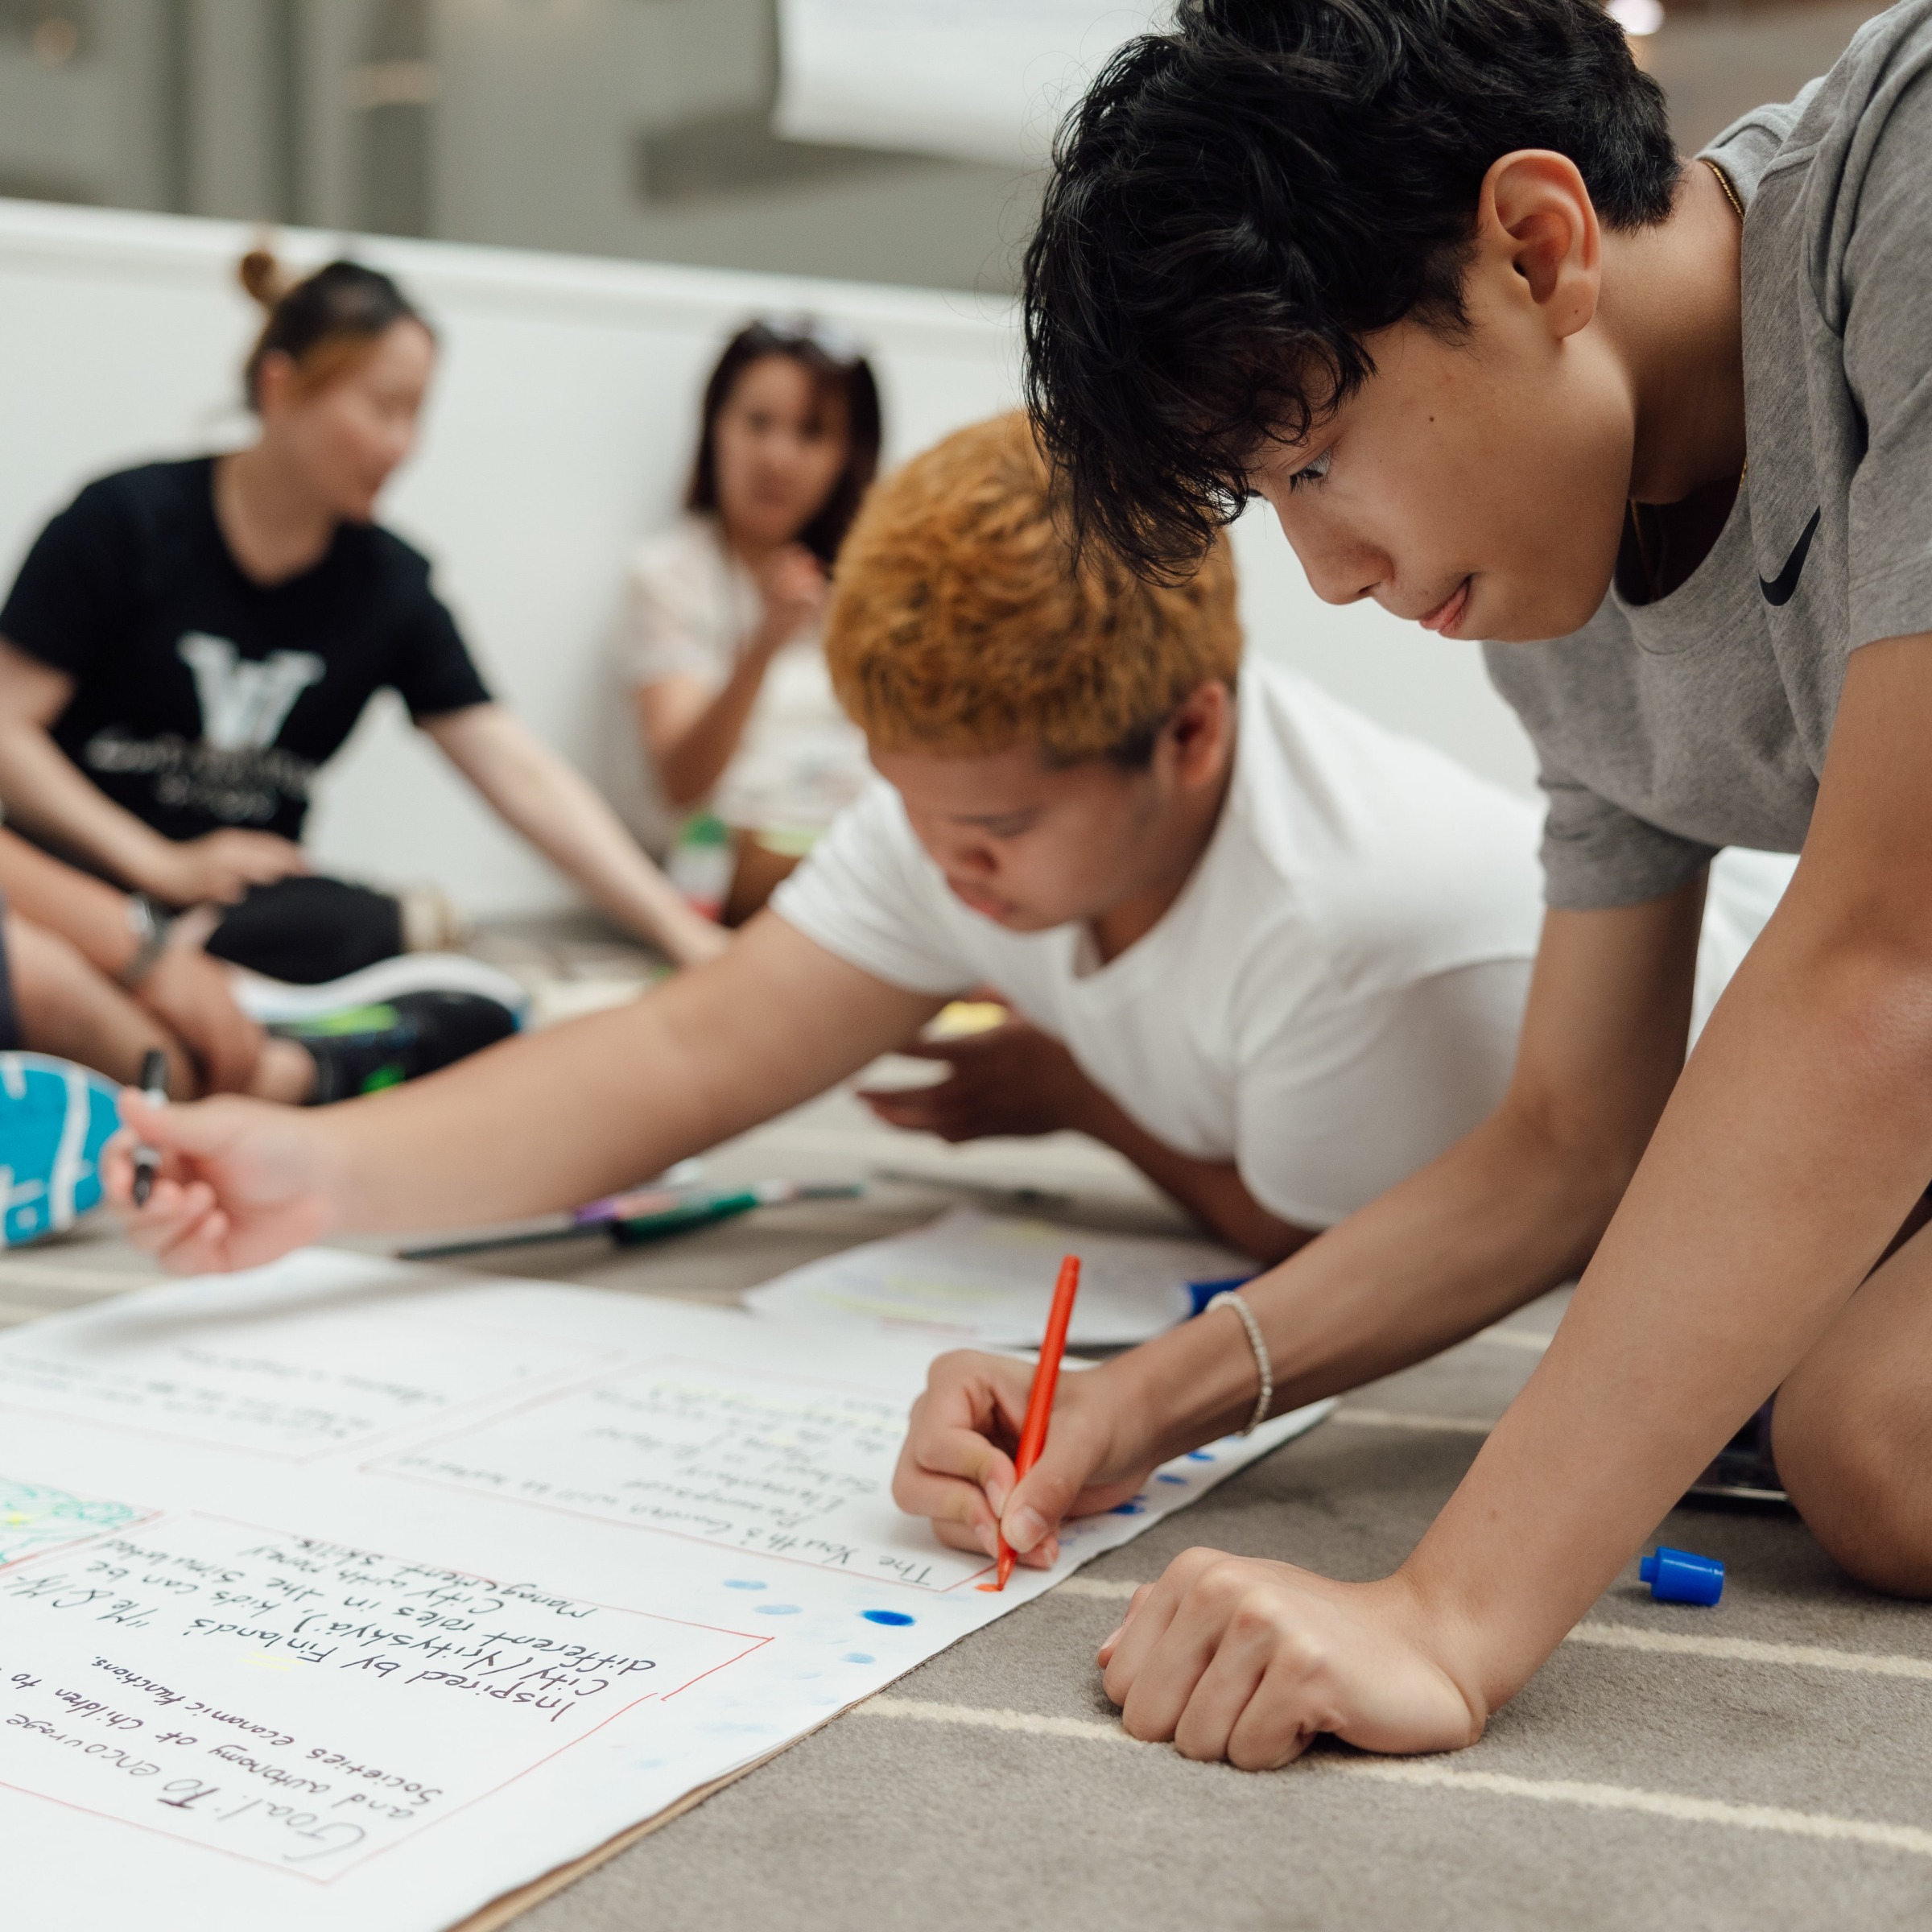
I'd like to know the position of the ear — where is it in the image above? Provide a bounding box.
[1472,150,1604,341]
[253,349,297,418]
[1162,680,1234,789]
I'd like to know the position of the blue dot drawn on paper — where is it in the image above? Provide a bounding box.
[843,1652,875,1665]
[755,1604,803,1616]
[861,1608,914,1627]
[1157,1473,1187,1485]
[722,1579,767,1590]
[1187,1451,1216,1463]
[1110,1497,1148,1516]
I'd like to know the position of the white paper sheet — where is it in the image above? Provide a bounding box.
[744,1203,1249,1346]
[0,1251,1331,1932]
[775,0,1170,167]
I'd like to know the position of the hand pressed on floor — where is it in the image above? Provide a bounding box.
[1098,1549,1482,1769]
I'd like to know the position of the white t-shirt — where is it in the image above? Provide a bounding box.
[774,662,1548,1228]
[619,514,872,836]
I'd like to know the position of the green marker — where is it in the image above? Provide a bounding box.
[610,1181,861,1245]
[401,1179,861,1262]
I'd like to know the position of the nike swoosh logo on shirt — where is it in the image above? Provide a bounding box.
[1760,508,1821,607]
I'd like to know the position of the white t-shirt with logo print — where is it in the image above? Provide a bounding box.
[774,660,1550,1229]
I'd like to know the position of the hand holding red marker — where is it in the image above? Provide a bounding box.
[986,1253,1083,1592]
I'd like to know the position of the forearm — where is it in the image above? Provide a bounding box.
[312,916,937,1234]
[437,708,723,964]
[1409,931,1932,1717]
[1071,1084,1314,1263]
[0,721,173,889]
[316,999,758,1232]
[1098,1094,1625,1468]
[506,758,720,960]
[646,654,770,811]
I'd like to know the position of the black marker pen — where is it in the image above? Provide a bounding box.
[130,1047,168,1208]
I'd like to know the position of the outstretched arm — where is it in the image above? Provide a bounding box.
[1104,634,1932,1765]
[112,911,943,1272]
[423,702,726,968]
[893,865,1704,1612]
[1390,634,1932,1706]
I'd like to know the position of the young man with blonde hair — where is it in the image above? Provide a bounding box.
[111,413,1554,1306]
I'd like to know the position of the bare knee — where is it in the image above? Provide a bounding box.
[7,914,92,1034]
[1775,1377,1932,1597]
[2,914,196,1093]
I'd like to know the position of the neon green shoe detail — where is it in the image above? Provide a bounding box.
[268,990,517,1106]
[276,1002,401,1039]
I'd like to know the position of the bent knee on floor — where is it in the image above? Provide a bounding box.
[1776,1385,1932,1597]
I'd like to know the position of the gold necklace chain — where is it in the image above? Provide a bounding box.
[1703,155,1746,223]
[1703,155,1748,479]
[1625,156,1747,605]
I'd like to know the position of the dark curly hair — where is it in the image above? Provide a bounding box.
[1022,0,1680,578]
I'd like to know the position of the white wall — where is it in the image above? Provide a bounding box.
[0,197,1534,922]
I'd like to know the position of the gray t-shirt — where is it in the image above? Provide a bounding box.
[1484,0,1932,908]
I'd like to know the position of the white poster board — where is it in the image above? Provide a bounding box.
[0,1252,1330,1930]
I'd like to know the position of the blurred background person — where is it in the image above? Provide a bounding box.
[0,820,510,1108]
[0,249,724,990]
[623,319,881,925]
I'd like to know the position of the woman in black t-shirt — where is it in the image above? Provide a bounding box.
[0,251,724,980]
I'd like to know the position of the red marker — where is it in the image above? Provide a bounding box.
[988,1253,1082,1592]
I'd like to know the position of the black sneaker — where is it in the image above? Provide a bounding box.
[272,992,518,1105]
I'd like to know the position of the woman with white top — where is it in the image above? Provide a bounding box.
[624,320,881,923]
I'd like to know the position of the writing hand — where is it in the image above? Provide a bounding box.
[143,829,311,906]
[105,1089,341,1274]
[891,1348,1153,1568]
[859,1019,1096,1142]
[1097,1551,1481,1768]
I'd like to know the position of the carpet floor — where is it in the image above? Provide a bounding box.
[8,1084,1929,1931]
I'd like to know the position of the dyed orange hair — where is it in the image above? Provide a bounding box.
[824,414,1239,763]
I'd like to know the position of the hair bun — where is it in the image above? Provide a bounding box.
[237,245,288,311]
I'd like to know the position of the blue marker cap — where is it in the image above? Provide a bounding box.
[1187,1275,1255,1317]
[1640,1545,1724,1606]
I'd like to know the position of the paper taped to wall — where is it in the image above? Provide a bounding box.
[775,0,1169,166]
[0,1249,1330,1932]
[743,1203,1248,1344]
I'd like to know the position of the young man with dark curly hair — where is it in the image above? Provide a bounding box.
[105,413,1606,1275]
[883,0,1932,1768]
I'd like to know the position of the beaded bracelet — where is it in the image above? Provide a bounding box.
[1206,1289,1273,1436]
